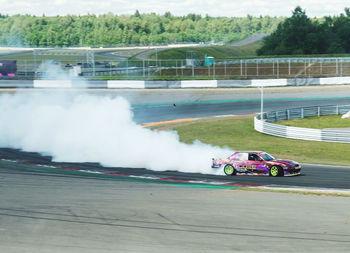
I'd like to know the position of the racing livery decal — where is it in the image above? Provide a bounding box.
[212,151,301,177]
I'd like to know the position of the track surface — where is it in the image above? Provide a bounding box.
[132,97,350,124]
[1,146,349,190]
[2,166,349,253]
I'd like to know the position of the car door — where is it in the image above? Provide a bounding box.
[235,161,249,174]
[248,153,267,175]
[253,155,269,175]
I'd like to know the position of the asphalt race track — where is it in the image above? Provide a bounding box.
[2,165,350,253]
[132,97,350,124]
[0,148,350,190]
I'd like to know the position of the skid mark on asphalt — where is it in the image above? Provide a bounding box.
[0,209,349,243]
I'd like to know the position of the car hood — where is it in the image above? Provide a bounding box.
[269,159,299,166]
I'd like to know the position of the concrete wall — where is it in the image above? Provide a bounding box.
[1,76,350,89]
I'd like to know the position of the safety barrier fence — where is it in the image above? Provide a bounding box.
[254,104,350,143]
[1,76,350,89]
[8,56,350,79]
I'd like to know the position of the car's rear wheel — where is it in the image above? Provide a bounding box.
[224,164,236,176]
[270,165,283,177]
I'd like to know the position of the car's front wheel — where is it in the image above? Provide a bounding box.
[269,165,284,177]
[224,164,236,176]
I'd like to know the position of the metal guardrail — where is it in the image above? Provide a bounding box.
[254,105,350,143]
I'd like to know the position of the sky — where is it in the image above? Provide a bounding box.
[1,0,349,17]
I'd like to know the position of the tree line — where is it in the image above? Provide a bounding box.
[257,6,350,55]
[0,12,283,47]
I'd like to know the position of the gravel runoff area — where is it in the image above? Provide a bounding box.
[0,167,349,253]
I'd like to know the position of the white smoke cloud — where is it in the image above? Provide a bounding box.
[37,60,70,80]
[0,91,232,174]
[0,62,232,174]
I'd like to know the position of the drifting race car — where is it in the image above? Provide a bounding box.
[212,151,301,177]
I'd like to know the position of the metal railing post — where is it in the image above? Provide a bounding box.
[126,60,129,77]
[213,63,215,78]
[224,61,227,77]
[336,58,339,76]
[288,59,291,76]
[159,60,162,76]
[143,60,145,77]
[341,59,343,76]
[240,60,243,76]
[175,60,178,76]
[181,60,184,76]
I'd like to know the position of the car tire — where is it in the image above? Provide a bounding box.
[269,165,284,177]
[224,164,236,176]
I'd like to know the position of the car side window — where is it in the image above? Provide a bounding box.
[233,152,249,161]
[248,154,260,161]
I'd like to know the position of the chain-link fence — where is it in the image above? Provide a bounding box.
[5,54,350,79]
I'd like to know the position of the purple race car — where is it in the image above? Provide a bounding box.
[212,151,301,177]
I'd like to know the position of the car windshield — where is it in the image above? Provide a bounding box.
[261,153,275,161]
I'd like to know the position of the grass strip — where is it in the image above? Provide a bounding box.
[152,115,350,166]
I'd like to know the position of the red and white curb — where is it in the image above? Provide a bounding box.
[1,158,261,187]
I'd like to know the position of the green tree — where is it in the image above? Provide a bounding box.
[0,12,283,47]
[258,7,321,55]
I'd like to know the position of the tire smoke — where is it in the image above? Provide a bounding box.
[0,92,232,174]
[0,65,233,174]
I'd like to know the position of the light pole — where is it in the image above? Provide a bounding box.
[253,80,283,120]
[259,85,264,120]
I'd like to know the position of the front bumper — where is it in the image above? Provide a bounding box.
[284,167,301,176]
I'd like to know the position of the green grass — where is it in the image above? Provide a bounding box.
[277,115,350,129]
[148,41,263,60]
[153,115,350,166]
